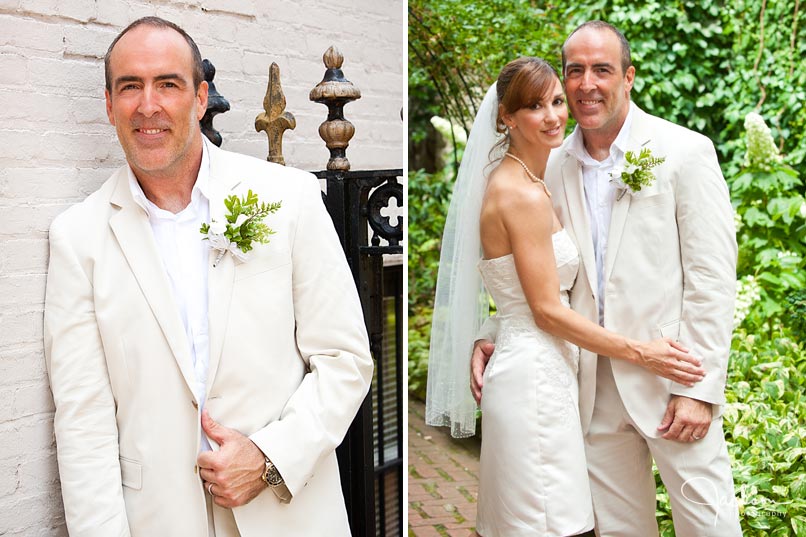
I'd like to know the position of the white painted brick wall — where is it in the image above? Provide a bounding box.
[0,0,404,534]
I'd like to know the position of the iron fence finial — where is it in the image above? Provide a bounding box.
[309,46,361,171]
[255,62,296,165]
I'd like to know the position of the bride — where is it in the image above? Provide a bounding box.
[425,57,706,536]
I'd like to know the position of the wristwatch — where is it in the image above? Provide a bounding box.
[261,456,284,488]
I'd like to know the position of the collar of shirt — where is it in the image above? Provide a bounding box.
[565,101,636,168]
[127,140,212,219]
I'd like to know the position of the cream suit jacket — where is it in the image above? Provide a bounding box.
[44,142,374,537]
[480,105,737,436]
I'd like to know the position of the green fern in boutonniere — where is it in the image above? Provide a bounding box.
[200,189,282,266]
[609,147,666,200]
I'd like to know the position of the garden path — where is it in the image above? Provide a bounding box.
[408,395,480,537]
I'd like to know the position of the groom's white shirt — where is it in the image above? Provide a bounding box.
[128,142,213,452]
[565,102,635,324]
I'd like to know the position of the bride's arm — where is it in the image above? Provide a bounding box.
[502,186,705,386]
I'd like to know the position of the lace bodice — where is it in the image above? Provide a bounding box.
[478,228,580,319]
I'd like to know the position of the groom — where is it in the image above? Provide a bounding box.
[44,17,372,536]
[472,21,741,536]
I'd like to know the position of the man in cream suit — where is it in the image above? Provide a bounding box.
[44,17,373,536]
[472,21,742,535]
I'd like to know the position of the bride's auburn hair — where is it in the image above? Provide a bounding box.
[494,56,560,135]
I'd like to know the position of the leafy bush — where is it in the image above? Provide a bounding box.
[785,289,806,341]
[730,113,806,332]
[723,331,806,536]
[408,168,454,400]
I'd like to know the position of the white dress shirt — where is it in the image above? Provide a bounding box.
[128,142,212,452]
[565,102,635,325]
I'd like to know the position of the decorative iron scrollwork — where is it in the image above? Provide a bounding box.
[316,169,403,256]
[366,177,403,247]
[200,59,230,147]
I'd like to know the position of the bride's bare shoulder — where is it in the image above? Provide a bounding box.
[485,164,552,213]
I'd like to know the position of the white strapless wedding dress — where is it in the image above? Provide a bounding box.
[476,229,594,537]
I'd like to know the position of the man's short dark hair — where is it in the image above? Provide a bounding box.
[561,20,632,74]
[104,16,204,93]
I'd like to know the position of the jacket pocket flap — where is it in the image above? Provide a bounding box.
[658,319,680,340]
[119,456,142,490]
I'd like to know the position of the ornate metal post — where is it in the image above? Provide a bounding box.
[309,46,403,536]
[255,63,296,165]
[310,45,374,536]
[200,59,230,147]
[309,47,361,171]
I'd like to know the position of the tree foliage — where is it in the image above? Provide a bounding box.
[408,0,568,151]
[409,0,806,175]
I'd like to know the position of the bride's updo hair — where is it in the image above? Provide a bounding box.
[495,56,560,135]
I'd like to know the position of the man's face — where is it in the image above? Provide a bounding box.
[563,27,634,138]
[105,25,208,179]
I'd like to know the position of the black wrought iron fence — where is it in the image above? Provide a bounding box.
[316,168,403,536]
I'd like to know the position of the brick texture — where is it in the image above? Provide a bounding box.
[0,1,403,534]
[408,396,481,537]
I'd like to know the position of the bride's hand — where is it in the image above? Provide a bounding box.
[634,339,706,386]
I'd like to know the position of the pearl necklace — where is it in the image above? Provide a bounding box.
[505,152,551,198]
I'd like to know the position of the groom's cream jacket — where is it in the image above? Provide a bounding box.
[44,142,373,536]
[480,105,736,436]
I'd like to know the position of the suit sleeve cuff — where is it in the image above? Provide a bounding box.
[270,483,292,503]
[475,315,499,343]
[250,437,295,502]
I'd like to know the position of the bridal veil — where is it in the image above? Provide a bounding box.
[425,84,503,438]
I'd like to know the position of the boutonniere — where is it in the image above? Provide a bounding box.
[200,189,282,266]
[609,147,666,201]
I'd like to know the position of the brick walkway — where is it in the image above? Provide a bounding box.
[408,395,481,537]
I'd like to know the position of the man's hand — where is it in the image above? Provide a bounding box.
[470,340,495,404]
[657,395,712,442]
[197,409,267,508]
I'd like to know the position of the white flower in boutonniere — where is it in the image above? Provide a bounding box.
[200,189,282,266]
[609,147,666,200]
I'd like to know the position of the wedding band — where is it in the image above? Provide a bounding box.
[207,482,214,496]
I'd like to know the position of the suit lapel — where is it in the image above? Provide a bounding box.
[108,170,198,396]
[205,143,239,393]
[604,189,632,282]
[560,153,598,301]
[604,107,653,282]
